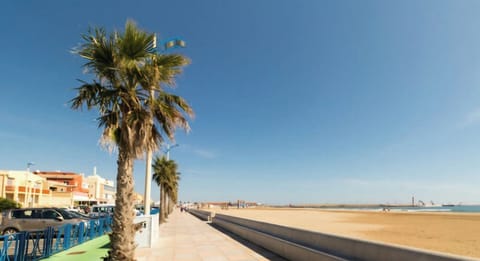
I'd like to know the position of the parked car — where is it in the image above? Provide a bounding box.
[134,204,159,215]
[89,204,115,218]
[66,210,101,229]
[66,210,93,220]
[78,205,91,214]
[151,207,159,215]
[0,208,86,236]
[89,204,139,217]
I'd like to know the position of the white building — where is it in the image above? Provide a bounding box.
[87,168,115,204]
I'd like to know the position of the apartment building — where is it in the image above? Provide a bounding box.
[33,171,90,207]
[86,169,115,205]
[133,191,144,205]
[0,169,117,208]
[0,170,49,207]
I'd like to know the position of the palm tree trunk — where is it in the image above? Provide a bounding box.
[108,147,136,260]
[165,194,169,217]
[159,186,166,223]
[168,197,174,214]
[163,190,168,219]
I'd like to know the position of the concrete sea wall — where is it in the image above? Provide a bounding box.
[189,209,478,261]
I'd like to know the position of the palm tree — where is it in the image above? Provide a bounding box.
[164,169,180,215]
[152,156,180,223]
[152,156,168,223]
[166,172,180,214]
[70,20,193,260]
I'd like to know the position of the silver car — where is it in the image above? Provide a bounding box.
[0,208,85,235]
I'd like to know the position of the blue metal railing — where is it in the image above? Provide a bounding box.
[0,217,112,261]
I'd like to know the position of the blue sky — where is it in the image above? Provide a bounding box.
[2,1,480,205]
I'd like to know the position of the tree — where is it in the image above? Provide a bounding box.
[164,165,180,215]
[70,20,193,260]
[0,198,21,211]
[152,156,180,223]
[166,172,180,214]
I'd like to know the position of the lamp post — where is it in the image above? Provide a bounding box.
[143,34,186,216]
[144,147,153,215]
[164,143,179,161]
[26,162,34,207]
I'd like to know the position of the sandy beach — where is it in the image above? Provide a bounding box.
[212,208,480,258]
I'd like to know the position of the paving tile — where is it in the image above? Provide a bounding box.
[201,255,227,260]
[135,209,285,261]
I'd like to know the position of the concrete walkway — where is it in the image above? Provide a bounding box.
[136,209,285,261]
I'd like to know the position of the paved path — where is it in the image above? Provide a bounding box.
[136,209,285,261]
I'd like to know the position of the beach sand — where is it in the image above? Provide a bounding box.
[212,208,480,258]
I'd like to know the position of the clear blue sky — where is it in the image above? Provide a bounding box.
[2,1,480,205]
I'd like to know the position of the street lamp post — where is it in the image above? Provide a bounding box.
[164,143,179,161]
[26,162,34,207]
[144,146,153,215]
[143,34,186,216]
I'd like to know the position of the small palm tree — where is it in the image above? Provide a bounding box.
[70,20,193,260]
[166,172,180,214]
[163,170,180,215]
[152,156,180,223]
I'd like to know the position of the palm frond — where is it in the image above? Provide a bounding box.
[154,54,190,88]
[70,81,105,110]
[119,20,156,60]
[71,20,193,158]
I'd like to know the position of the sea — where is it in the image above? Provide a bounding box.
[322,205,480,213]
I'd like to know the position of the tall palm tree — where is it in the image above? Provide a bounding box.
[152,156,180,223]
[70,20,193,260]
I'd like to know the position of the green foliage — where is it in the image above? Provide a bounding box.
[71,20,194,260]
[70,20,194,158]
[152,156,180,222]
[0,198,21,211]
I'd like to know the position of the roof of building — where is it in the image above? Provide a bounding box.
[34,171,83,180]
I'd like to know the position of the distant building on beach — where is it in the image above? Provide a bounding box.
[200,200,260,209]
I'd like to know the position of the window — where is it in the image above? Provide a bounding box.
[12,210,41,218]
[12,210,29,218]
[32,210,42,218]
[104,185,115,192]
[42,210,60,219]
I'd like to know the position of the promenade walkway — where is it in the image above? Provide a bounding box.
[136,209,285,260]
[46,209,284,260]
